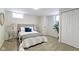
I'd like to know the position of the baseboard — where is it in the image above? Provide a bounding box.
[61,40,79,49]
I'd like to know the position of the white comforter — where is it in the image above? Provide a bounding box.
[19,31,38,36]
[19,31,48,51]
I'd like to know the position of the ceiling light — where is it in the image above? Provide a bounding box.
[33,8,39,10]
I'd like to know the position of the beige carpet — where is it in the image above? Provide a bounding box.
[0,36,79,51]
[0,39,17,51]
[25,36,79,51]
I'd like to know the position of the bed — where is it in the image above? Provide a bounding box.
[17,24,48,51]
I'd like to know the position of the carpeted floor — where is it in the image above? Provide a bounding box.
[24,36,79,51]
[0,36,79,51]
[0,39,17,51]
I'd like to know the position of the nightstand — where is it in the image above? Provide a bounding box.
[8,30,17,39]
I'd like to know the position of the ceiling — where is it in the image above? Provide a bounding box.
[4,8,59,16]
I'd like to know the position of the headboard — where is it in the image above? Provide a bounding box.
[17,24,38,32]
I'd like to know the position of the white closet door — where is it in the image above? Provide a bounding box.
[61,9,79,48]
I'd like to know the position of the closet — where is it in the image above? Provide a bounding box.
[60,9,79,48]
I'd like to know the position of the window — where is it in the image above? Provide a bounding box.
[53,15,59,25]
[12,13,24,18]
[56,15,59,22]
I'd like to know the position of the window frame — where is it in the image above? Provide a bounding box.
[12,12,24,19]
[53,15,59,25]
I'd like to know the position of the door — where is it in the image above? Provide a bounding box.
[61,9,79,48]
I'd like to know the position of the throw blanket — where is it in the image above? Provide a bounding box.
[20,33,44,41]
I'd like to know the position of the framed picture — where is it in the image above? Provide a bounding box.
[0,13,5,26]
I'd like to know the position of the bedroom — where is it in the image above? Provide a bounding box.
[0,8,79,51]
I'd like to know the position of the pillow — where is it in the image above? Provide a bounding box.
[20,27,25,32]
[25,28,32,32]
[29,27,33,31]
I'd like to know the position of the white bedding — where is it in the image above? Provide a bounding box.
[19,31,38,36]
[19,31,48,51]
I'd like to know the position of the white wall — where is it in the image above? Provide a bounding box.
[5,11,39,25]
[37,16,48,34]
[5,11,39,32]
[60,8,79,48]
[37,16,43,33]
[0,9,6,48]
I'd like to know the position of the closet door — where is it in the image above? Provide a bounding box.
[72,9,79,47]
[61,9,79,48]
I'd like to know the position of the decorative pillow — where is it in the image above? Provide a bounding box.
[25,28,32,32]
[20,27,25,32]
[29,27,33,31]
